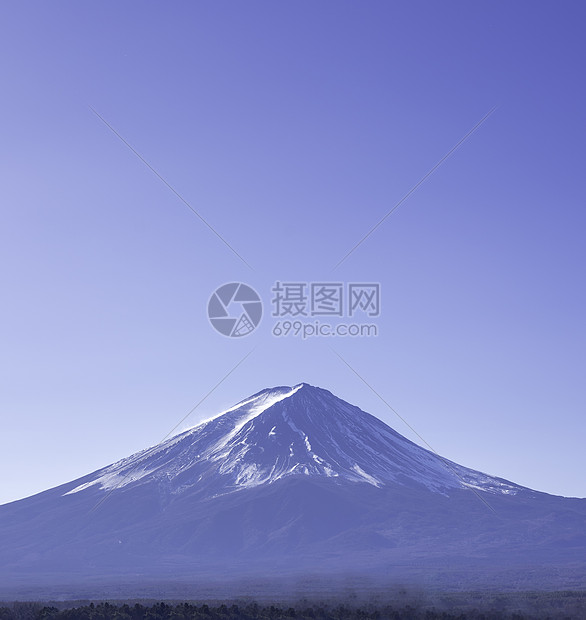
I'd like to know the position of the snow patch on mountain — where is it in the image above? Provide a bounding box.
[352,464,381,487]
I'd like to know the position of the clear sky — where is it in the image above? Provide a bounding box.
[1,1,584,505]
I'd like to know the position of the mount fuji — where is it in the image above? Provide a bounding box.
[0,383,584,596]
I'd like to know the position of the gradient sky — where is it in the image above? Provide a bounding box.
[1,1,585,505]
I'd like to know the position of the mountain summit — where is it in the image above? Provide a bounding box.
[0,383,584,595]
[64,383,522,500]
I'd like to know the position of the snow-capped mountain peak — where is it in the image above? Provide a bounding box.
[64,383,523,499]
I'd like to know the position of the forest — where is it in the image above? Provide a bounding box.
[0,600,569,620]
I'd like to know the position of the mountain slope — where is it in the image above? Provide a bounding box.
[0,383,584,595]
[62,383,525,499]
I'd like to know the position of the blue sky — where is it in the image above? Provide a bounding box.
[1,1,585,504]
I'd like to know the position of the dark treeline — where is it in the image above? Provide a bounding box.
[0,601,539,620]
